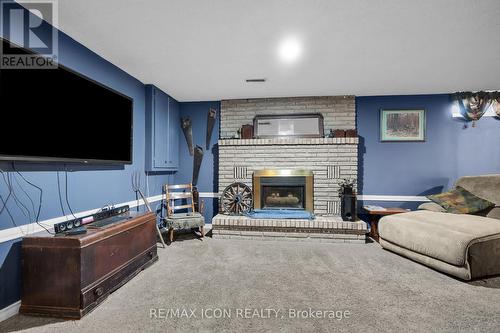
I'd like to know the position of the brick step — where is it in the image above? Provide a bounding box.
[212,214,368,238]
[212,229,366,243]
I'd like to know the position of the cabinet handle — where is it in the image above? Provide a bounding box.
[94,287,104,297]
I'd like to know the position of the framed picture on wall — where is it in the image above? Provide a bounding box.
[380,109,426,142]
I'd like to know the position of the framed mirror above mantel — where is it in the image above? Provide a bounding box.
[253,113,324,139]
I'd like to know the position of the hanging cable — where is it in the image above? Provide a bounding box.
[12,163,43,223]
[11,164,52,235]
[13,174,36,219]
[7,172,32,221]
[64,168,77,219]
[0,169,13,217]
[0,168,24,234]
[0,193,19,229]
[56,171,68,220]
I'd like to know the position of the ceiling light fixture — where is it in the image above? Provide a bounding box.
[278,37,302,63]
[245,78,266,83]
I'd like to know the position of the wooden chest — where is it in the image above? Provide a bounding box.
[20,211,158,319]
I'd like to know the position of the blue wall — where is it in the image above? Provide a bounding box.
[357,94,500,209]
[0,4,174,309]
[173,95,500,218]
[455,115,500,178]
[175,102,221,222]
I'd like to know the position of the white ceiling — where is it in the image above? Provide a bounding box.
[54,0,500,101]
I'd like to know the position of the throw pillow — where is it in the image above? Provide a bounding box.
[426,186,495,214]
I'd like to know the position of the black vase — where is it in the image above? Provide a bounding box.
[342,187,353,195]
[341,194,357,222]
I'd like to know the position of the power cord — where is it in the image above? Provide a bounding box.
[0,169,13,217]
[13,174,36,219]
[56,171,68,220]
[6,172,32,222]
[12,164,42,223]
[0,193,19,230]
[11,163,52,235]
[64,168,77,219]
[0,169,25,231]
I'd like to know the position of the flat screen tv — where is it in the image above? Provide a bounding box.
[0,38,133,164]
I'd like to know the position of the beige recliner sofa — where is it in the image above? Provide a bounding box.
[379,174,500,280]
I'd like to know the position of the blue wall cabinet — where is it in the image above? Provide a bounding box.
[145,85,179,172]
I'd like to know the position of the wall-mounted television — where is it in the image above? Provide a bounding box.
[0,38,133,164]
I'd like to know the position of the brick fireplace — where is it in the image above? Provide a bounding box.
[212,96,367,242]
[218,137,358,216]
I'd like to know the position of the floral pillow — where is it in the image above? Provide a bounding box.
[426,186,495,214]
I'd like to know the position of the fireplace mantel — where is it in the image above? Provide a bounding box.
[219,137,358,146]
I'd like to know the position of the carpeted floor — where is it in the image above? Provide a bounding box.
[1,235,500,333]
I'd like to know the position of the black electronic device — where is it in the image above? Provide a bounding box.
[53,205,130,234]
[341,194,357,222]
[0,38,133,164]
[65,226,87,236]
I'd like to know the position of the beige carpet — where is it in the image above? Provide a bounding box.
[1,235,500,333]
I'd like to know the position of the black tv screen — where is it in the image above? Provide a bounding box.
[0,38,133,164]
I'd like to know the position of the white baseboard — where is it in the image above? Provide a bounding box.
[358,195,430,202]
[199,192,220,198]
[0,300,20,323]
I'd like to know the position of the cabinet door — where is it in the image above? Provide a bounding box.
[153,90,169,168]
[167,97,179,169]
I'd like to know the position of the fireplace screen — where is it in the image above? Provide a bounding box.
[253,169,314,212]
[262,185,304,210]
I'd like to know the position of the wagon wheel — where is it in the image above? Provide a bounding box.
[221,182,253,215]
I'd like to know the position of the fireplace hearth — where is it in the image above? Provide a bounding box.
[253,169,313,212]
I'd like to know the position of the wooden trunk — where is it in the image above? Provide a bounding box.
[20,211,158,319]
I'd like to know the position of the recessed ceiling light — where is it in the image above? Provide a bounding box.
[278,37,302,63]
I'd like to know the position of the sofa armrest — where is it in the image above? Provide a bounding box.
[486,207,500,220]
[418,202,446,212]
